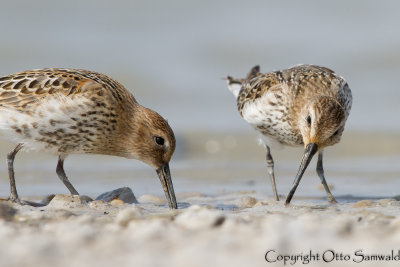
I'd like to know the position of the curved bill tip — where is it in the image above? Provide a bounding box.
[285,143,318,206]
[156,163,178,209]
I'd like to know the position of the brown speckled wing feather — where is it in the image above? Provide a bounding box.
[237,72,281,115]
[236,65,351,117]
[0,68,133,110]
[281,65,351,115]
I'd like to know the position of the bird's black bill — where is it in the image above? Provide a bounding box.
[156,163,178,209]
[285,143,318,206]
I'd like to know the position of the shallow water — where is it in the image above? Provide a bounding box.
[0,131,399,204]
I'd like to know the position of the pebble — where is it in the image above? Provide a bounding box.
[234,196,257,209]
[352,200,374,208]
[110,199,124,205]
[138,194,166,205]
[96,187,138,204]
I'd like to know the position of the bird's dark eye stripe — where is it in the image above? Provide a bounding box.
[155,136,165,146]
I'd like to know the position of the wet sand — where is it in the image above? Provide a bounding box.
[1,193,400,267]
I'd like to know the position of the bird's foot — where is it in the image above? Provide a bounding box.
[8,195,23,205]
[328,196,338,204]
[8,195,46,206]
[284,199,291,207]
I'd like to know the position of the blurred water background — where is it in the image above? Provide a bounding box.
[0,0,399,202]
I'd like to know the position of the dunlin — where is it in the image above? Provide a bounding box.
[0,68,177,208]
[227,65,352,205]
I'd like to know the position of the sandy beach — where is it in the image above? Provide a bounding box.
[2,192,400,267]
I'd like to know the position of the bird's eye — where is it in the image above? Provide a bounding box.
[333,130,339,136]
[306,116,311,126]
[155,136,165,146]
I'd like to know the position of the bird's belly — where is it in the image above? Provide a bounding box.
[0,113,92,153]
[0,97,115,154]
[256,123,302,147]
[241,96,302,147]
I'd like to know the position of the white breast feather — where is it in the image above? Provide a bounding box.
[0,95,92,153]
[228,83,242,98]
[241,92,287,149]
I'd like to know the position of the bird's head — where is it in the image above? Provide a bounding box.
[285,96,346,205]
[132,108,176,169]
[118,106,177,209]
[298,96,346,151]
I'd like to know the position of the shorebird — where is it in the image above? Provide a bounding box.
[227,65,352,205]
[0,68,177,209]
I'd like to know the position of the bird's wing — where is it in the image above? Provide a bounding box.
[237,73,281,115]
[226,65,261,98]
[0,68,128,110]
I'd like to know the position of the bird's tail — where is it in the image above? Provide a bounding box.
[226,76,243,98]
[226,65,260,98]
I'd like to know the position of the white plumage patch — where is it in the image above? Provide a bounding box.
[0,95,92,153]
[241,91,299,148]
[227,82,242,98]
[241,91,281,125]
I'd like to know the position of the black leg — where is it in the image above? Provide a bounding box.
[7,143,23,203]
[316,151,337,203]
[56,155,79,195]
[266,145,279,201]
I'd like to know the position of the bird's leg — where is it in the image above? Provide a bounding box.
[7,143,23,203]
[316,151,337,203]
[266,145,279,201]
[56,155,79,195]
